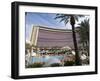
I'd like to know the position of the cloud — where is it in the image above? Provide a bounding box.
[25,24,33,41]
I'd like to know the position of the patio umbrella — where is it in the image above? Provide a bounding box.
[61,46,71,50]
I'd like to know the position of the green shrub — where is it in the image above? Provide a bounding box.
[50,63,61,67]
[64,61,75,66]
[27,62,43,68]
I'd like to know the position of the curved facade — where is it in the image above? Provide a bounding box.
[30,26,79,49]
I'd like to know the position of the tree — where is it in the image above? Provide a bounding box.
[55,14,84,65]
[77,19,89,56]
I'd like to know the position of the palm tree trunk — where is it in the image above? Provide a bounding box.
[72,24,81,65]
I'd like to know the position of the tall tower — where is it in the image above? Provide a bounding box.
[30,26,39,46]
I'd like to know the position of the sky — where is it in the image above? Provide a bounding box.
[25,12,89,41]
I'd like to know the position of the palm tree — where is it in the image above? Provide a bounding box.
[77,19,89,56]
[55,14,84,65]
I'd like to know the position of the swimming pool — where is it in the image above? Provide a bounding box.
[32,55,64,63]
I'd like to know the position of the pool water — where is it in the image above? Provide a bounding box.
[32,55,64,63]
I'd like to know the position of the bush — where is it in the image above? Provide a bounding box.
[50,63,61,67]
[64,61,75,66]
[27,62,43,68]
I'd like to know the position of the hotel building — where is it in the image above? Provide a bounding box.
[29,25,80,49]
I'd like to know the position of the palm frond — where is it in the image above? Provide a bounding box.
[54,14,70,24]
[74,16,78,21]
[64,19,69,25]
[55,14,85,26]
[59,16,69,23]
[55,15,67,19]
[77,19,89,43]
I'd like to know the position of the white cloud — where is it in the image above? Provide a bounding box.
[25,24,33,41]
